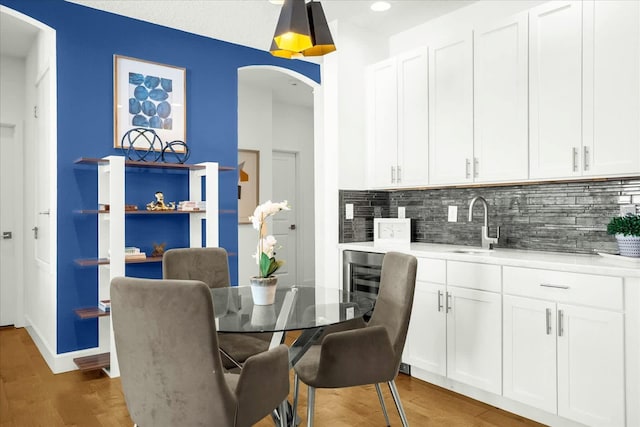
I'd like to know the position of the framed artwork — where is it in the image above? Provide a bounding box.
[238,149,260,224]
[114,55,186,151]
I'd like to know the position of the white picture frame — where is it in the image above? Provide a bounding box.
[114,55,186,151]
[373,218,411,248]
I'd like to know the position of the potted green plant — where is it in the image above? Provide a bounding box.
[607,213,640,257]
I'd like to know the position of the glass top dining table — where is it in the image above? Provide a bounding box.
[210,285,374,367]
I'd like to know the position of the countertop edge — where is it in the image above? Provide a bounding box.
[338,242,640,278]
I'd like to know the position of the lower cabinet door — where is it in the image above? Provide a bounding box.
[503,295,557,413]
[446,286,501,394]
[405,281,446,376]
[557,304,625,427]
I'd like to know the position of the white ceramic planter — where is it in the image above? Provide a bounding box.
[250,276,278,305]
[616,234,640,257]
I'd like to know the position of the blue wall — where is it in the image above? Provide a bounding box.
[1,0,320,353]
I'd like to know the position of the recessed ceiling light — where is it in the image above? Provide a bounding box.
[370,1,391,12]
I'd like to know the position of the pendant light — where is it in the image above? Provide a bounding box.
[302,0,336,56]
[272,0,313,53]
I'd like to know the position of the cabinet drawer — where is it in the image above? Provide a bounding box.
[417,258,446,284]
[503,266,623,311]
[447,261,501,292]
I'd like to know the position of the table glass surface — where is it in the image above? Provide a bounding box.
[210,285,373,333]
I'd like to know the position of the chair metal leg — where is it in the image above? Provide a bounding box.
[307,386,315,427]
[292,373,300,421]
[388,380,409,427]
[279,401,288,427]
[375,383,391,427]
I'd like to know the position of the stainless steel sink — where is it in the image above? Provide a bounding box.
[449,249,492,255]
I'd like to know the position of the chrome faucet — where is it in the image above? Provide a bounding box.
[468,196,500,250]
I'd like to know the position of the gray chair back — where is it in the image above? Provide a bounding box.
[368,251,418,366]
[111,277,236,426]
[163,247,230,288]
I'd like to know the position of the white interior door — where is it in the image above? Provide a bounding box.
[0,124,20,326]
[271,151,297,286]
[35,70,51,265]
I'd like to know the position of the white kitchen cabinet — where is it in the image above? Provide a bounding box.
[582,0,640,176]
[428,31,473,185]
[503,267,625,426]
[473,13,529,182]
[406,258,501,395]
[529,1,583,179]
[446,285,502,395]
[367,58,397,188]
[367,48,428,188]
[404,281,446,376]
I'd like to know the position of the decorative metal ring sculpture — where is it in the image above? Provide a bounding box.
[121,128,163,162]
[161,140,190,164]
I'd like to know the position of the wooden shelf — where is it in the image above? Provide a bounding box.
[74,256,163,266]
[76,209,236,215]
[74,307,110,319]
[73,352,110,371]
[74,157,235,171]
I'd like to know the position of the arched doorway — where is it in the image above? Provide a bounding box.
[237,65,318,287]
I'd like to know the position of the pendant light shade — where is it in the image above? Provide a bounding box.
[272,0,313,53]
[269,39,303,59]
[303,0,336,56]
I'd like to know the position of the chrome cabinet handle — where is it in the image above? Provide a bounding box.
[465,159,471,179]
[446,292,452,313]
[558,309,564,337]
[397,166,402,183]
[540,283,570,290]
[473,157,479,178]
[583,146,590,171]
[572,147,579,172]
[391,166,396,184]
[437,290,443,312]
[545,308,552,335]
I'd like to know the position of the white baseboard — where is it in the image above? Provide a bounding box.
[409,366,586,427]
[24,320,102,374]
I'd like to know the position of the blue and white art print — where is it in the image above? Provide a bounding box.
[114,55,186,152]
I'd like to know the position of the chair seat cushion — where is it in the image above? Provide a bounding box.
[218,333,271,369]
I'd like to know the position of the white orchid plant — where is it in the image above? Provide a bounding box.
[249,200,290,278]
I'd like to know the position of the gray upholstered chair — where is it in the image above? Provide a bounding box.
[111,277,289,427]
[292,251,417,427]
[163,247,271,369]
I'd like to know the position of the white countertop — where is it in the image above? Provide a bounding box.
[338,241,640,278]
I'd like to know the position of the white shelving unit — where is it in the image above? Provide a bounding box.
[73,155,226,377]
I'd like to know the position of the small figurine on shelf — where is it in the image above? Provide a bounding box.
[146,191,176,211]
[151,242,166,258]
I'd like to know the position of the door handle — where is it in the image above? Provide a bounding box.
[557,309,564,337]
[545,308,552,335]
[446,292,452,313]
[2,231,12,239]
[465,159,471,179]
[39,210,50,215]
[437,290,443,312]
[572,147,579,172]
[289,224,296,230]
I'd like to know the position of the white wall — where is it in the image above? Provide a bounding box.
[272,101,315,286]
[0,54,26,328]
[238,83,273,284]
[237,79,315,286]
[389,0,546,55]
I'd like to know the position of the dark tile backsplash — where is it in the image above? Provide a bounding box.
[339,179,640,254]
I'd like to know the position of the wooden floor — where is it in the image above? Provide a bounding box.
[0,326,546,426]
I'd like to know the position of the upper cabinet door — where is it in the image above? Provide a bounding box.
[397,48,429,187]
[529,1,583,179]
[583,0,640,176]
[367,59,398,188]
[474,13,529,183]
[428,31,474,185]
